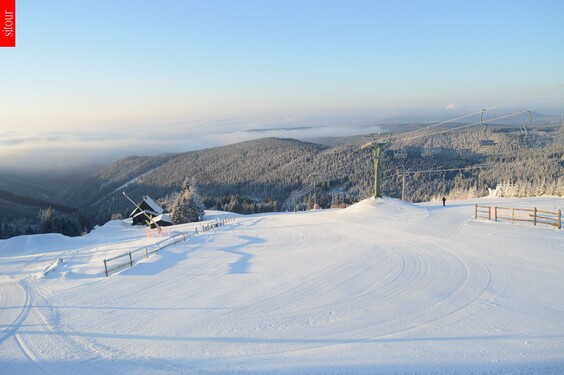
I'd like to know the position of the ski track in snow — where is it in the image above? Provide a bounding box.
[1,199,563,374]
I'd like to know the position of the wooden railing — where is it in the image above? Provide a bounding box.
[103,217,235,276]
[475,205,561,229]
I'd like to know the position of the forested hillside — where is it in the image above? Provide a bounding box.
[0,190,87,239]
[67,123,563,219]
[63,138,329,217]
[1,122,562,239]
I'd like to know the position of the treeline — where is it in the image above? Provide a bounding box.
[2,124,562,239]
[203,195,280,214]
[74,126,563,222]
[0,207,92,239]
[0,189,92,239]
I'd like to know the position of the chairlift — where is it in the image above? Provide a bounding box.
[518,110,534,147]
[479,109,496,146]
[420,133,440,157]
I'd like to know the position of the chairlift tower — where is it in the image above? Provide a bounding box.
[519,110,532,147]
[362,133,391,198]
[308,172,321,209]
[479,109,495,146]
[401,172,407,201]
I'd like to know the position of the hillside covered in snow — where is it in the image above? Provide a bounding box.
[1,196,563,374]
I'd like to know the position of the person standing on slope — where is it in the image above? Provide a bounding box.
[442,197,446,206]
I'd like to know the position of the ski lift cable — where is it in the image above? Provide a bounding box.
[284,133,390,205]
[398,102,560,143]
[285,86,563,209]
[390,84,564,142]
[394,111,483,139]
[486,83,564,112]
[287,86,564,208]
[283,147,373,208]
[398,102,558,143]
[304,101,559,200]
[306,96,549,183]
[288,149,366,192]
[313,145,372,179]
[399,164,491,176]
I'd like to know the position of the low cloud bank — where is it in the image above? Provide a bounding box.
[0,112,384,172]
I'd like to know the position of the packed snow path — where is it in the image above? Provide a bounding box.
[1,197,563,374]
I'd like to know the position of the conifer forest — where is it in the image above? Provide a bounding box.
[1,122,563,239]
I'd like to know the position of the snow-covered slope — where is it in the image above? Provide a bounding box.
[1,197,563,374]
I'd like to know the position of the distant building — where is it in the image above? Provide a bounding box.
[129,196,174,228]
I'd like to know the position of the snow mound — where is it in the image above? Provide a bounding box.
[204,209,242,220]
[340,197,429,221]
[89,219,132,234]
[0,220,140,258]
[0,233,76,256]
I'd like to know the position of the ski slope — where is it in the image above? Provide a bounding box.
[1,197,563,374]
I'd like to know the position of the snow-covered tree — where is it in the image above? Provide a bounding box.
[39,207,57,233]
[188,179,206,219]
[171,178,205,224]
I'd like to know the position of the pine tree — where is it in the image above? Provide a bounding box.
[171,178,205,224]
[39,207,57,233]
[188,179,206,219]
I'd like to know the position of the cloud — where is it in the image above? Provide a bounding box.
[243,126,316,133]
[445,104,459,110]
[0,111,386,172]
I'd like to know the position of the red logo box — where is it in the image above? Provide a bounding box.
[1,0,15,47]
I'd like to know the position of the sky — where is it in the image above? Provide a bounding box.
[1,0,563,171]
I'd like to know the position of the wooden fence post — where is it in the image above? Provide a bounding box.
[129,252,133,266]
[512,208,515,225]
[494,207,498,222]
[558,209,562,230]
[104,259,108,277]
[145,248,149,258]
[475,204,477,219]
[488,206,491,221]
[534,207,537,226]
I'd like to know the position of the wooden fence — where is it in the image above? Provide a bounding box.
[103,217,235,277]
[475,204,561,229]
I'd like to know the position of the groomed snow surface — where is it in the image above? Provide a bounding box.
[1,197,563,374]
